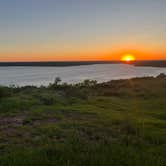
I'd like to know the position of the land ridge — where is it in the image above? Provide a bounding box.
[0,60,166,67]
[0,74,165,165]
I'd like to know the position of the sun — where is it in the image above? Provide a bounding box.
[121,54,136,62]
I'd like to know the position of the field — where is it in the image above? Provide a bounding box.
[0,74,166,166]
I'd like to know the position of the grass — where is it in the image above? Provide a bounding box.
[0,75,166,165]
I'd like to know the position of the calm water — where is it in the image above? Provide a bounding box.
[0,64,166,86]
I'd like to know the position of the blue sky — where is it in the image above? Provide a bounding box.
[0,0,166,61]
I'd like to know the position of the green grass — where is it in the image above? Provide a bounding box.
[0,76,166,165]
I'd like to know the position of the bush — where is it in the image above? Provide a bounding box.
[0,87,11,99]
[39,96,54,105]
[157,73,166,78]
[76,80,97,87]
[49,77,62,89]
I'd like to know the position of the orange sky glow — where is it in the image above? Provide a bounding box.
[0,1,166,62]
[0,50,165,62]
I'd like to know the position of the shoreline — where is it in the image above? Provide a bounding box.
[0,73,165,88]
[0,60,166,67]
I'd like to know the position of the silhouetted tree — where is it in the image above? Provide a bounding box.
[54,77,61,85]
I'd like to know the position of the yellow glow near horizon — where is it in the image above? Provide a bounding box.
[121,54,136,62]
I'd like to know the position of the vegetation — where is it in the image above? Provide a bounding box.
[0,75,165,165]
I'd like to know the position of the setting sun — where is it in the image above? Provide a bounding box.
[121,54,136,62]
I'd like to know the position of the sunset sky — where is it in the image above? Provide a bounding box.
[0,0,166,61]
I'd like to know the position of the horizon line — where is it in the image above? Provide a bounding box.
[0,59,166,63]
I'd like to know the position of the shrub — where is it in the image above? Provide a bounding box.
[39,96,54,105]
[77,79,97,87]
[54,77,61,85]
[49,77,62,89]
[157,73,166,78]
[0,86,11,99]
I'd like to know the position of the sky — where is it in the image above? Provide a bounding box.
[0,0,166,61]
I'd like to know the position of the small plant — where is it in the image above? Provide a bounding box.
[79,79,97,87]
[54,77,61,85]
[49,77,62,88]
[0,86,11,99]
[40,96,54,105]
[157,73,166,78]
[23,118,33,125]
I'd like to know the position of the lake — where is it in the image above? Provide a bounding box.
[0,64,166,86]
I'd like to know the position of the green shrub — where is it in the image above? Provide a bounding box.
[0,87,12,99]
[157,73,166,78]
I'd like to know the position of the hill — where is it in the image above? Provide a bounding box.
[0,75,166,165]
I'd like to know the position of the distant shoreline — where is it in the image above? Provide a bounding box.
[0,60,166,67]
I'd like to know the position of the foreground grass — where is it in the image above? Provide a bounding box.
[0,75,166,165]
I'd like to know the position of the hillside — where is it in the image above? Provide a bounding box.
[0,75,166,165]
